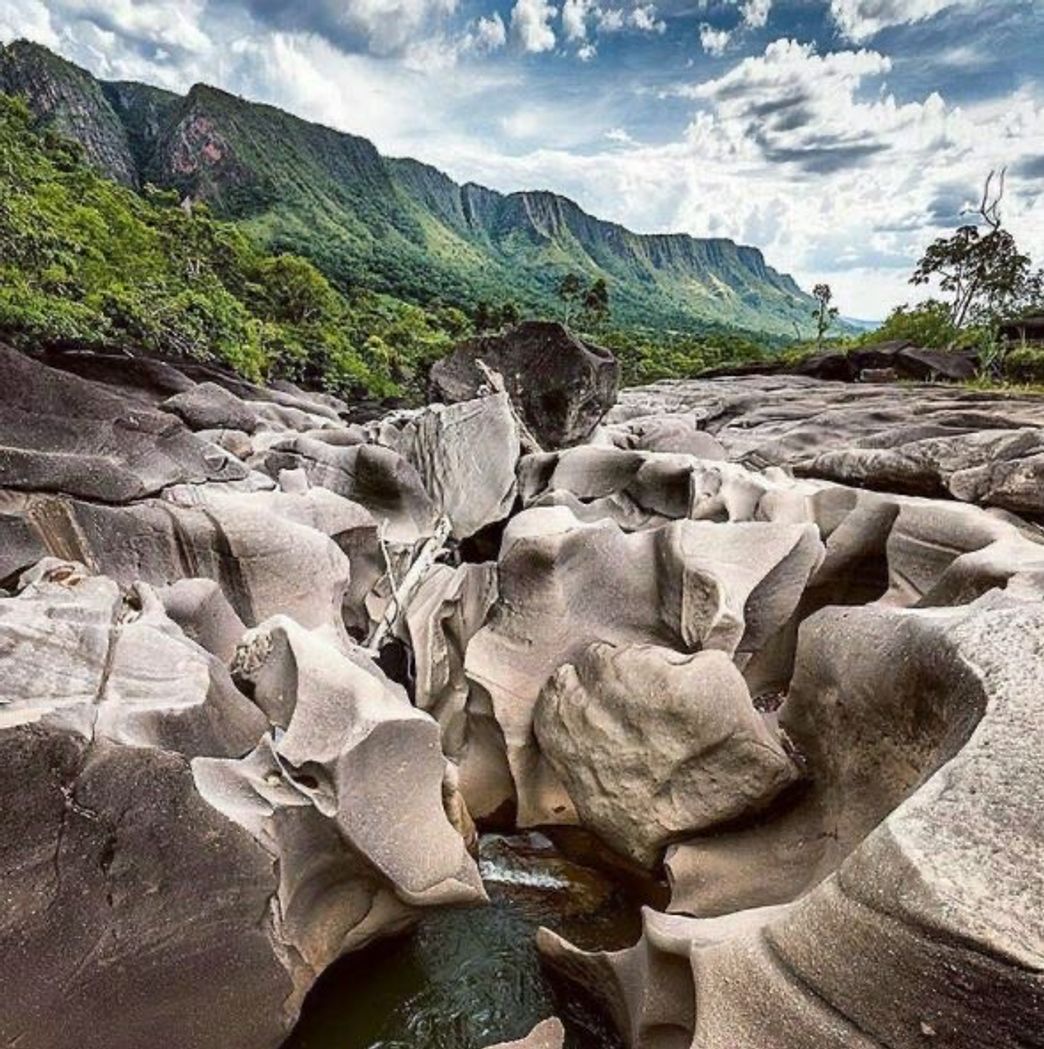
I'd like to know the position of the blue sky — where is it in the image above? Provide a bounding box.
[3,0,1042,317]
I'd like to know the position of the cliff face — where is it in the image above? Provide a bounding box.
[0,40,138,186]
[0,39,817,335]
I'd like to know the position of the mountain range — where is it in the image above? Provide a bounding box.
[0,39,817,337]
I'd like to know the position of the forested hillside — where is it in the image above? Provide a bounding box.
[0,94,468,399]
[0,39,818,338]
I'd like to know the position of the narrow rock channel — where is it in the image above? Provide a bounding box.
[284,834,638,1049]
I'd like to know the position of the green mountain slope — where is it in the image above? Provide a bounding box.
[0,39,817,336]
[0,91,472,398]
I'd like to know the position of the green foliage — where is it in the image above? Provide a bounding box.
[596,326,773,385]
[473,300,522,333]
[811,283,839,350]
[911,171,1044,330]
[864,300,958,348]
[0,92,470,399]
[1000,346,1044,386]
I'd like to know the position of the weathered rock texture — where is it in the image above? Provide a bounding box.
[0,566,483,1049]
[534,643,799,867]
[429,321,619,449]
[5,347,1044,1049]
[485,1017,566,1049]
[609,374,1044,516]
[540,595,1044,1048]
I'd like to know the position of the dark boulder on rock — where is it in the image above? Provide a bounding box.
[428,321,619,449]
[791,341,978,383]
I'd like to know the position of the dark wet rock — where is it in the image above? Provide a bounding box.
[429,322,619,449]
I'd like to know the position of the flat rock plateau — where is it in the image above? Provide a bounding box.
[1,324,1043,1049]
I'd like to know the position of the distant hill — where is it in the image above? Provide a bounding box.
[0,38,819,337]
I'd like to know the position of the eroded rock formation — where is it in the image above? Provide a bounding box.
[3,344,1044,1049]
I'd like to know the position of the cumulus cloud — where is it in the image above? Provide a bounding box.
[578,41,597,60]
[510,0,557,52]
[699,23,731,55]
[677,38,963,174]
[215,0,460,57]
[561,0,590,40]
[597,7,624,32]
[629,4,665,33]
[829,0,969,41]
[463,11,507,52]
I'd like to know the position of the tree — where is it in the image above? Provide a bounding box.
[473,300,493,332]
[582,277,610,329]
[811,283,838,350]
[911,170,1041,329]
[499,301,521,327]
[557,273,583,324]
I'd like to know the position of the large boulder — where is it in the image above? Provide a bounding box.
[378,393,520,540]
[539,595,1044,1049]
[0,489,356,641]
[257,438,439,543]
[161,381,261,434]
[429,321,619,449]
[0,343,247,502]
[534,642,799,867]
[464,511,821,825]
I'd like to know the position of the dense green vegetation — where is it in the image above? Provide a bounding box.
[0,93,469,399]
[0,39,821,340]
[0,86,802,399]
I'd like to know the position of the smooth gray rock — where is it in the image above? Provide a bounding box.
[161,381,261,434]
[610,375,1044,516]
[0,344,247,502]
[534,642,799,867]
[382,393,519,540]
[540,596,1044,1048]
[465,510,821,825]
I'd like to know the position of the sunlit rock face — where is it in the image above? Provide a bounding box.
[0,566,483,1049]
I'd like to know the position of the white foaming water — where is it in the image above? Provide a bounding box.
[478,858,571,890]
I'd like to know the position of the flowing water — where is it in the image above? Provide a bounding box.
[284,832,643,1049]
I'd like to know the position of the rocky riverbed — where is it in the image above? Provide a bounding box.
[1,323,1042,1049]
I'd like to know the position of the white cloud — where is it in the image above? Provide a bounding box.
[578,41,597,60]
[597,7,624,32]
[605,126,634,142]
[463,11,507,52]
[510,0,557,52]
[829,0,969,41]
[0,0,59,47]
[629,4,665,33]
[699,23,731,55]
[561,0,591,40]
[740,0,771,29]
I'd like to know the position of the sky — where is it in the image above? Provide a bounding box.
[2,0,1043,319]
